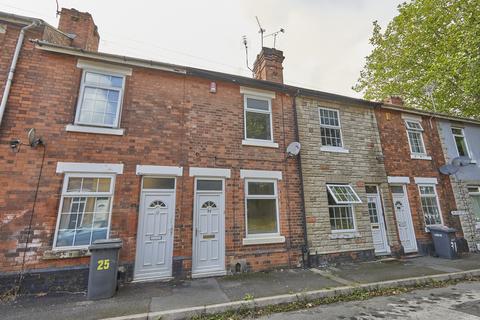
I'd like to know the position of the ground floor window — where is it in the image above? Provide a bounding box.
[468,186,480,226]
[326,184,361,232]
[418,184,442,226]
[54,174,115,249]
[245,179,279,236]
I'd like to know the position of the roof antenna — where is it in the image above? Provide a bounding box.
[255,16,265,48]
[242,36,254,73]
[55,0,61,17]
[264,28,285,49]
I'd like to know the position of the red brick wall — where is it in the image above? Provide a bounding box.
[374,108,461,246]
[0,38,304,275]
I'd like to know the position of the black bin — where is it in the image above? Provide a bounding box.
[87,239,123,300]
[428,226,458,259]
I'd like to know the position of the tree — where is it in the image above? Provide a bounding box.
[354,0,480,118]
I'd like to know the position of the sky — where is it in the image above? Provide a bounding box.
[0,0,403,98]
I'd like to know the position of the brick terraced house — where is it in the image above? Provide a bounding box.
[375,98,476,255]
[1,8,479,294]
[0,9,309,292]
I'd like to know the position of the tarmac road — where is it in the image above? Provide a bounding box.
[259,281,480,320]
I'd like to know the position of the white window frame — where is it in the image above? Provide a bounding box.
[405,119,428,158]
[418,184,444,228]
[74,69,126,129]
[468,186,480,228]
[326,184,360,233]
[244,178,281,239]
[53,173,116,250]
[451,127,472,158]
[326,184,362,204]
[318,107,345,150]
[243,94,274,143]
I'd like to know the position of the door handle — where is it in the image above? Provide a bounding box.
[169,226,173,235]
[195,228,198,237]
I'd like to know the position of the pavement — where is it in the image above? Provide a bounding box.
[1,254,480,320]
[260,280,480,319]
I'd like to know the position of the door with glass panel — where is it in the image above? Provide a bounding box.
[391,185,417,253]
[366,186,390,255]
[192,179,225,277]
[134,177,176,281]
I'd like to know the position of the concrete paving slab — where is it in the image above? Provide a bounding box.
[149,278,230,312]
[328,259,442,284]
[217,269,341,301]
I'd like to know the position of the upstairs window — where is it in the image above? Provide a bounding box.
[419,185,442,226]
[75,71,125,128]
[451,127,471,158]
[326,184,361,232]
[244,96,273,141]
[54,174,115,249]
[405,120,427,156]
[319,108,343,147]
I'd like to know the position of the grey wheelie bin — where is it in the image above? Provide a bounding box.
[428,226,458,259]
[87,239,123,300]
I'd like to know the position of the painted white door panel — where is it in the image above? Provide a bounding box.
[367,193,390,255]
[134,193,175,280]
[392,188,418,253]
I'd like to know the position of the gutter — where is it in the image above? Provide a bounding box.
[0,19,41,127]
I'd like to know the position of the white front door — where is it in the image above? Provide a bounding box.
[192,179,225,277]
[391,185,418,253]
[367,187,390,255]
[134,193,175,280]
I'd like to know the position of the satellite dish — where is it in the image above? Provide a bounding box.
[286,142,301,156]
[27,128,36,146]
[27,128,43,147]
[452,156,472,167]
[439,164,459,176]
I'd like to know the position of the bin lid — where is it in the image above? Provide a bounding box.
[428,225,456,233]
[89,238,123,250]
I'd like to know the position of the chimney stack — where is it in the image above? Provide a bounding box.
[58,8,100,52]
[253,47,285,84]
[383,96,404,106]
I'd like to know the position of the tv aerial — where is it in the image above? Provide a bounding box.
[287,142,301,157]
[255,16,285,49]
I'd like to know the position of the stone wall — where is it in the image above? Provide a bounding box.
[296,96,399,259]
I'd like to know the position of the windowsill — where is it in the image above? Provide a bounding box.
[243,235,285,245]
[320,146,349,153]
[242,140,279,148]
[42,248,90,260]
[411,154,432,160]
[66,124,125,136]
[329,231,360,239]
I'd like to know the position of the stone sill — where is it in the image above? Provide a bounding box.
[243,236,285,245]
[242,139,279,148]
[329,232,361,239]
[66,124,125,136]
[410,154,432,160]
[42,249,90,260]
[320,146,349,153]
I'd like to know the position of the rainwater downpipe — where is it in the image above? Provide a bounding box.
[0,20,40,127]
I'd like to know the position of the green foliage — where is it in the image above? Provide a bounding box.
[354,0,480,118]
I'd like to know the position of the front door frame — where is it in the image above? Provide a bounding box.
[133,176,177,282]
[192,177,226,278]
[391,184,418,253]
[366,185,391,255]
